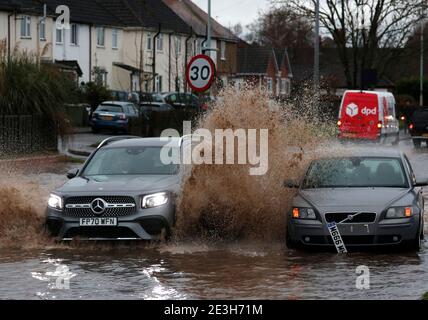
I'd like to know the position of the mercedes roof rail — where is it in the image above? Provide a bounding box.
[179,134,207,147]
[97,136,141,149]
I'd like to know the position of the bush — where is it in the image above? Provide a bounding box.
[396,77,428,104]
[0,50,77,133]
[77,82,112,111]
[395,94,417,116]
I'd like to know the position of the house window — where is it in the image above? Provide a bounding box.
[174,36,181,54]
[157,34,163,51]
[94,69,108,86]
[220,41,226,60]
[39,18,46,40]
[280,78,291,96]
[132,73,139,91]
[70,24,78,45]
[96,27,105,47]
[266,77,273,93]
[56,28,63,44]
[20,15,31,38]
[101,72,107,86]
[112,28,119,49]
[147,33,152,50]
[155,75,163,92]
[280,79,286,94]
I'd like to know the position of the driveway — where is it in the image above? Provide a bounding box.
[60,131,115,157]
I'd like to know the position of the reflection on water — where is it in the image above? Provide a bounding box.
[0,242,427,300]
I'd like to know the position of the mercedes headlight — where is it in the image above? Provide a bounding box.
[292,207,317,220]
[142,192,169,209]
[48,194,63,210]
[385,207,413,219]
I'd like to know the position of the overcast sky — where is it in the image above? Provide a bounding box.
[192,0,271,28]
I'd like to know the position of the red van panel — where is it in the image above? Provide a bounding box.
[338,92,380,140]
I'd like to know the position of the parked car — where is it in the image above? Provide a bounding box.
[199,95,216,111]
[337,90,399,144]
[89,101,139,134]
[162,92,201,110]
[110,90,129,102]
[45,136,183,241]
[408,107,428,148]
[132,93,174,123]
[285,149,426,250]
[140,102,174,117]
[137,92,163,103]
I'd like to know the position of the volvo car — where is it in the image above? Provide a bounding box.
[286,149,426,250]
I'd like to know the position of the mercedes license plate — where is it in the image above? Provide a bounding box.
[79,218,117,226]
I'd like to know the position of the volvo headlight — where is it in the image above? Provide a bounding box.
[292,207,317,220]
[48,194,63,210]
[385,207,413,219]
[142,192,169,209]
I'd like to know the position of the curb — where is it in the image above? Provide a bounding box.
[71,127,93,134]
[0,154,63,163]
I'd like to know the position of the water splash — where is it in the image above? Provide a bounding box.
[175,86,335,241]
[0,87,336,248]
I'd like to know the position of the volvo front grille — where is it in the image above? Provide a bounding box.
[325,212,376,224]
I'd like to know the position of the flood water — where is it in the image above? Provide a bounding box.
[0,140,428,300]
[1,241,428,300]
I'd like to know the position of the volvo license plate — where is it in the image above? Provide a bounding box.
[327,222,348,253]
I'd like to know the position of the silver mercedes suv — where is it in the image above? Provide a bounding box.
[45,136,182,240]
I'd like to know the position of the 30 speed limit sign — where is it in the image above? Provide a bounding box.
[186,54,216,92]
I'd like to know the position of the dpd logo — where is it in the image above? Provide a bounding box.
[361,107,377,116]
[346,103,358,117]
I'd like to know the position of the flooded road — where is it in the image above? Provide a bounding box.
[1,241,428,300]
[1,139,428,300]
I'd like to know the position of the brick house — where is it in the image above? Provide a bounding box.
[233,42,293,97]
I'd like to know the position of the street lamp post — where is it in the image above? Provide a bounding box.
[420,7,425,107]
[207,0,212,59]
[314,0,320,108]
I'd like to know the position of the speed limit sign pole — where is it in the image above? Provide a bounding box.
[186,54,216,93]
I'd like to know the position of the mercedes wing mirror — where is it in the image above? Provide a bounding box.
[66,168,79,179]
[284,179,299,189]
[414,178,428,188]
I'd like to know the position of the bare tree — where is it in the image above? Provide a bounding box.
[284,0,425,88]
[230,23,244,38]
[247,6,313,49]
